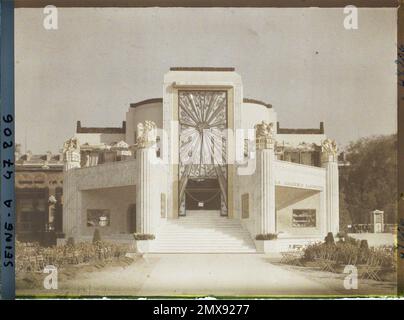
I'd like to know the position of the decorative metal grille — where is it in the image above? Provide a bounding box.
[178,90,228,214]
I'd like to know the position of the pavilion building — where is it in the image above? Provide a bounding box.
[61,68,339,253]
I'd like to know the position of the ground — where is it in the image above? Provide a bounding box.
[16,254,396,297]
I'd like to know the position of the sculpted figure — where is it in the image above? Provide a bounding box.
[63,137,81,169]
[63,137,80,153]
[321,138,337,157]
[255,121,274,138]
[136,120,157,148]
[255,121,275,149]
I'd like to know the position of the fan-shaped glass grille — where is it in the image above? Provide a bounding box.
[178,90,228,211]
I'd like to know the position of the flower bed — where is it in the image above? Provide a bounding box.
[16,241,129,273]
[298,236,396,280]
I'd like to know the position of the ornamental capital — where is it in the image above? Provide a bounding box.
[255,121,275,149]
[136,120,157,149]
[62,137,81,167]
[321,138,338,162]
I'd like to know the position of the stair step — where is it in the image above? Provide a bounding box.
[149,210,256,253]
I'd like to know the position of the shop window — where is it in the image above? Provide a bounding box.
[292,209,316,227]
[87,209,110,227]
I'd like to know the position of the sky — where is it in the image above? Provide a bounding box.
[15,7,397,154]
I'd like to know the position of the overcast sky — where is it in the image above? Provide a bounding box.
[15,7,397,154]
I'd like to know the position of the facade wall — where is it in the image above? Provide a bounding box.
[240,103,276,130]
[235,166,260,236]
[63,160,137,239]
[75,132,125,145]
[80,186,136,238]
[276,133,325,146]
[75,159,136,190]
[163,70,243,219]
[276,191,322,236]
[274,160,326,190]
[274,160,326,237]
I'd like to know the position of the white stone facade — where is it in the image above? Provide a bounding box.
[62,68,339,252]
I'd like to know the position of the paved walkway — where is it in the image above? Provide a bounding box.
[17,254,396,297]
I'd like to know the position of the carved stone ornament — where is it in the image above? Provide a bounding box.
[63,137,80,153]
[63,137,80,164]
[48,195,57,205]
[255,121,275,149]
[321,138,338,161]
[136,120,157,148]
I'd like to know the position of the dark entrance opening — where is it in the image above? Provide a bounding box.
[185,179,221,210]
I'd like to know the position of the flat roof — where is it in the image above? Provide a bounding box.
[277,122,324,134]
[243,98,272,109]
[130,97,272,109]
[130,98,163,108]
[76,121,126,134]
[169,67,235,72]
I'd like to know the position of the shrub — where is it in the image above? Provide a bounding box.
[133,233,155,240]
[92,228,102,244]
[336,232,346,241]
[66,237,75,246]
[359,239,369,251]
[301,239,396,274]
[16,241,130,272]
[255,233,278,240]
[345,235,360,246]
[324,232,335,245]
[303,243,326,261]
[335,243,360,265]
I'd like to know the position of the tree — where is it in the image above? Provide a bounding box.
[339,134,397,228]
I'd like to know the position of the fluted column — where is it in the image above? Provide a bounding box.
[135,146,156,234]
[321,139,340,235]
[257,147,276,234]
[135,121,158,234]
[255,122,276,235]
[62,138,81,238]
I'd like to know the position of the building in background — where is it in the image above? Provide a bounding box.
[15,144,64,245]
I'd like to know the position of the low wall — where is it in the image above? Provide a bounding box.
[348,233,395,247]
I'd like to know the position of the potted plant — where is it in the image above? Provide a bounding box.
[133,233,155,253]
[254,233,278,253]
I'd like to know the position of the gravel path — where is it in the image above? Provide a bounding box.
[16,254,396,297]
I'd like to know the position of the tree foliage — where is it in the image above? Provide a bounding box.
[339,134,397,228]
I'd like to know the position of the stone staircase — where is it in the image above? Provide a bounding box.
[149,210,256,253]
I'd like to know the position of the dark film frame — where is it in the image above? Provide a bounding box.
[1,0,16,300]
